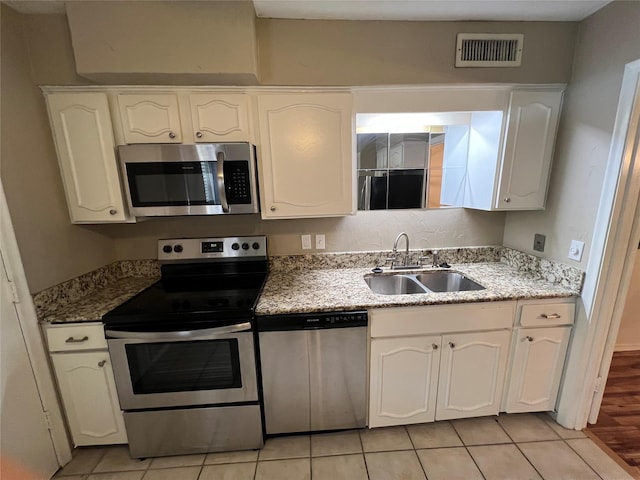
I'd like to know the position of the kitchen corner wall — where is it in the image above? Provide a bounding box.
[0,5,117,294]
[502,1,640,269]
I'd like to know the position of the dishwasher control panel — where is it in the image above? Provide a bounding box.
[256,311,368,331]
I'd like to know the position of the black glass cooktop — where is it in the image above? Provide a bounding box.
[103,260,268,328]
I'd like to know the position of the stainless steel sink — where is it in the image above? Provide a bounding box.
[364,274,428,295]
[364,271,485,295]
[414,271,485,293]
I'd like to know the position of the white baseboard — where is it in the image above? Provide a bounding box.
[613,343,640,352]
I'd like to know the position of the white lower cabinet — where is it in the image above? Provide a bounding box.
[369,336,441,427]
[436,330,511,420]
[504,326,571,413]
[46,323,127,446]
[368,299,575,428]
[368,303,515,428]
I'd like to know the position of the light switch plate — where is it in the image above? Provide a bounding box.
[568,240,585,261]
[533,234,546,252]
[301,234,312,250]
[315,234,326,250]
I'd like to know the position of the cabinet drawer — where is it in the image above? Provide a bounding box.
[46,324,107,352]
[518,302,574,327]
[370,302,515,338]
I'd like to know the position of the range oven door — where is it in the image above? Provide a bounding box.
[105,322,258,410]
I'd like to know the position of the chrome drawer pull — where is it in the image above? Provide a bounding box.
[541,313,561,319]
[65,336,89,343]
[98,360,106,367]
[526,336,534,342]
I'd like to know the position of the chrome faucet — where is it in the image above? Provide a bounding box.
[386,232,420,269]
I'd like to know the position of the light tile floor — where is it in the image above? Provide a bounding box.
[52,413,635,480]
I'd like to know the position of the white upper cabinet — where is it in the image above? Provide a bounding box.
[189,94,251,142]
[117,94,182,143]
[45,92,131,223]
[496,89,564,210]
[257,93,355,219]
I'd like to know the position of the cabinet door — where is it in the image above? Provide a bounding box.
[117,94,182,143]
[505,327,571,413]
[51,352,127,446]
[46,93,129,223]
[497,89,563,210]
[257,93,354,218]
[436,330,511,420]
[369,336,441,428]
[189,94,250,142]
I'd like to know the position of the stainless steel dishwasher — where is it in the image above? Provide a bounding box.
[256,311,368,435]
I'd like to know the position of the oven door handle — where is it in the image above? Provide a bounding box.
[105,322,251,340]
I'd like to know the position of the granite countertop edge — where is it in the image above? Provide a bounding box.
[254,262,580,316]
[40,261,580,324]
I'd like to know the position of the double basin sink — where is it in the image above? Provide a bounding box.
[364,270,485,295]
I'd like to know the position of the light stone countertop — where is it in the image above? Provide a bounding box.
[254,262,580,316]
[41,276,159,324]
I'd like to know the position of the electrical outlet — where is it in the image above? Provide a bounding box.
[301,234,312,250]
[533,234,546,252]
[568,240,585,261]
[315,234,326,250]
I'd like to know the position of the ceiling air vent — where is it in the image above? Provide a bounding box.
[456,33,524,67]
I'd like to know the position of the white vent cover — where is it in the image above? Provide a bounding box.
[456,33,524,67]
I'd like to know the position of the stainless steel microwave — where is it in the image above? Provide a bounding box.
[118,143,260,217]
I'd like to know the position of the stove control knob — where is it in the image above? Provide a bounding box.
[232,243,240,250]
[162,245,173,254]
[242,242,250,250]
[174,244,183,253]
[252,242,260,250]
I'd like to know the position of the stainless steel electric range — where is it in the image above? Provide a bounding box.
[103,236,268,458]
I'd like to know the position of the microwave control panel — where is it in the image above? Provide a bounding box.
[224,161,252,204]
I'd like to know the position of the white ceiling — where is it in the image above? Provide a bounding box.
[5,0,612,21]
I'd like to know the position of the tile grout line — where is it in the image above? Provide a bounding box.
[492,416,549,480]
[404,424,430,480]
[561,438,609,480]
[357,429,372,480]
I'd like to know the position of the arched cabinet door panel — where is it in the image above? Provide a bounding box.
[369,336,441,427]
[189,94,251,142]
[505,326,571,413]
[257,93,355,219]
[436,330,511,420]
[45,93,130,223]
[497,89,563,210]
[117,94,182,143]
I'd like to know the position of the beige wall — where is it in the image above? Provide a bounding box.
[101,209,505,260]
[0,5,116,293]
[502,1,640,268]
[258,19,577,85]
[65,1,259,85]
[616,252,640,350]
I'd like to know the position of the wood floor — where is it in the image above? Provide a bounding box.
[587,350,640,478]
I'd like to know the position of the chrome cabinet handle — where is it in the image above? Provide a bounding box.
[196,131,203,138]
[109,209,117,215]
[432,344,439,350]
[541,313,561,319]
[168,131,176,139]
[504,197,511,203]
[216,151,230,213]
[526,336,534,342]
[65,336,89,343]
[98,360,106,367]
[449,342,455,349]
[270,206,276,212]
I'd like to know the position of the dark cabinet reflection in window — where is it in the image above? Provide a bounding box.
[357,132,444,210]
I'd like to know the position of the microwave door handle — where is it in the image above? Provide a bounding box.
[105,322,251,341]
[216,151,230,213]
